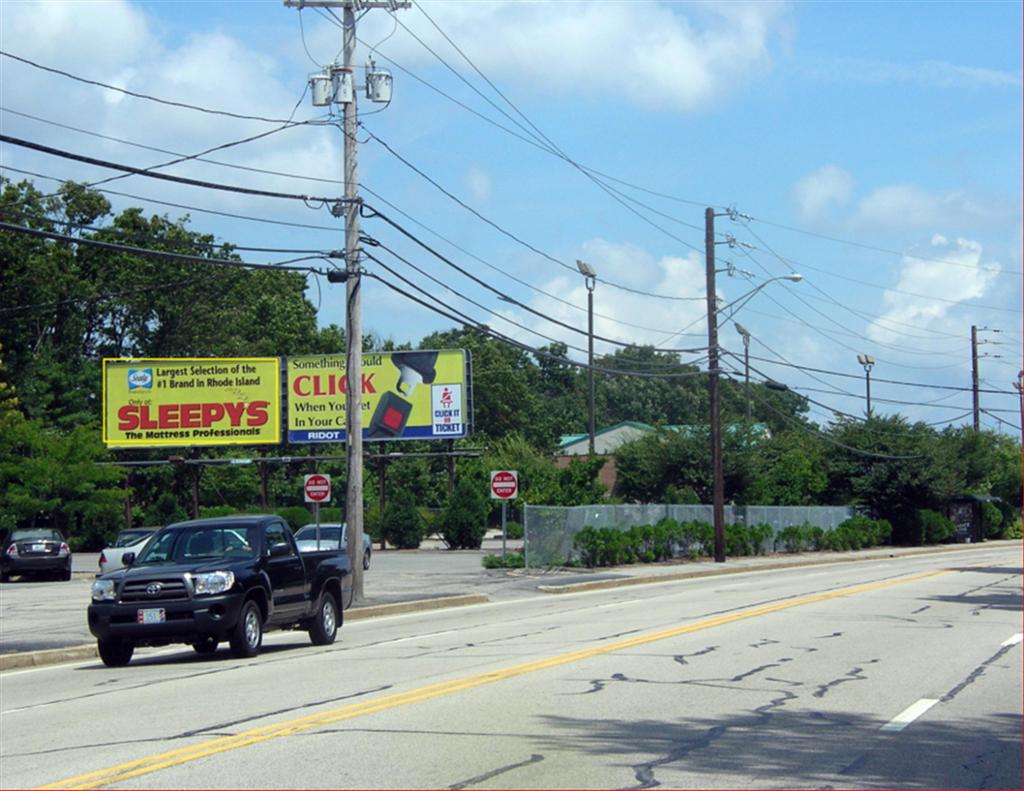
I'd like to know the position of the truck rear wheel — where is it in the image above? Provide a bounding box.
[98,639,134,667]
[308,591,339,646]
[229,600,263,658]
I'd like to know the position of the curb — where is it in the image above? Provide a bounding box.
[535,542,1014,595]
[0,593,490,672]
[345,593,489,621]
[0,644,99,672]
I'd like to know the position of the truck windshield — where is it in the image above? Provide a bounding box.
[135,526,257,564]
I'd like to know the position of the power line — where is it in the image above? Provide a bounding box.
[362,269,710,380]
[0,205,328,256]
[357,204,707,355]
[359,182,704,337]
[745,352,1016,395]
[1,165,345,234]
[0,220,326,273]
[0,106,344,188]
[361,126,704,302]
[0,134,342,204]
[361,229,708,356]
[0,50,318,125]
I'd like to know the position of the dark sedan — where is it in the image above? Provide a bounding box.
[1,528,73,582]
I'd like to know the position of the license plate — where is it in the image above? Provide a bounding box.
[137,608,165,625]
[32,543,45,552]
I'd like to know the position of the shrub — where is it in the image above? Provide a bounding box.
[982,502,1003,538]
[439,476,489,549]
[382,489,423,549]
[1003,518,1022,539]
[778,523,817,552]
[916,509,955,544]
[199,505,241,519]
[481,552,525,569]
[749,523,773,555]
[504,520,524,540]
[679,520,713,556]
[274,506,314,532]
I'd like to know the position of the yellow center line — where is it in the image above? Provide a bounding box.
[39,568,949,790]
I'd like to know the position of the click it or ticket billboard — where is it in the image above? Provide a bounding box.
[287,350,471,443]
[102,358,281,448]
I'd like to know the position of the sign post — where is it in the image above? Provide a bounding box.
[304,474,331,550]
[489,470,518,559]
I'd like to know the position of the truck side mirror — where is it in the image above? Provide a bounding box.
[269,542,291,558]
[122,552,136,567]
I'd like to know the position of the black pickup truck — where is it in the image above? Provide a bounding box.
[88,515,352,667]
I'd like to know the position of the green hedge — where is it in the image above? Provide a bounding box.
[572,514,905,568]
[481,552,525,569]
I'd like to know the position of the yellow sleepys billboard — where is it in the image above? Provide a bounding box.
[287,350,471,443]
[102,358,281,448]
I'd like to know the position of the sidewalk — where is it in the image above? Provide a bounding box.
[1,540,1017,671]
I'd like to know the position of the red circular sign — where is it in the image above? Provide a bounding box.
[490,470,518,499]
[304,474,331,503]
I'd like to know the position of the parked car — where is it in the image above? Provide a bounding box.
[88,515,352,666]
[99,527,159,575]
[294,523,371,570]
[1,528,72,582]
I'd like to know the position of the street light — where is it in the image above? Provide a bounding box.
[857,353,875,417]
[718,274,803,323]
[577,259,597,456]
[734,322,751,421]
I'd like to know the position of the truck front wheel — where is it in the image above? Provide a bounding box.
[98,638,134,667]
[229,600,263,658]
[308,591,339,646]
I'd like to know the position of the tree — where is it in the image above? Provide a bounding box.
[748,430,828,505]
[439,473,490,549]
[381,488,423,549]
[824,417,960,544]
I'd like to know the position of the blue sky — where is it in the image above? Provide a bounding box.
[1,0,1021,434]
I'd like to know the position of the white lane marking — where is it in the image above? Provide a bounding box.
[880,698,939,732]
[596,599,644,609]
[374,629,458,646]
[1001,633,1023,647]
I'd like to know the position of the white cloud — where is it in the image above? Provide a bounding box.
[867,236,1000,343]
[804,57,1023,89]
[853,185,991,229]
[791,165,852,220]
[465,167,491,203]
[359,1,789,112]
[489,239,709,359]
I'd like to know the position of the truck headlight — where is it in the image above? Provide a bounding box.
[91,579,116,601]
[192,570,235,595]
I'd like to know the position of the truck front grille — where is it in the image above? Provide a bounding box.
[121,577,189,602]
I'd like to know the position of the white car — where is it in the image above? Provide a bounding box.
[294,523,372,570]
[98,527,158,575]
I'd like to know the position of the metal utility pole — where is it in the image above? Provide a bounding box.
[705,208,725,563]
[734,322,751,421]
[284,0,408,603]
[971,325,980,431]
[1014,371,1023,447]
[576,260,597,455]
[857,354,875,418]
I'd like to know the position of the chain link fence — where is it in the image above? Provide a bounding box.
[522,504,856,568]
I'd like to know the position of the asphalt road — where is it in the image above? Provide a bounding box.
[1,544,1020,789]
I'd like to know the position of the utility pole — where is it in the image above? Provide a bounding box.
[1014,371,1023,448]
[971,325,980,431]
[284,0,408,603]
[705,208,725,564]
[734,322,751,421]
[576,260,597,455]
[857,354,875,418]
